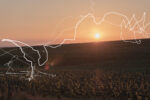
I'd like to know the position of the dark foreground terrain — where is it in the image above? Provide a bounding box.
[0,39,150,100]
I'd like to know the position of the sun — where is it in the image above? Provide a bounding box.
[94,33,101,39]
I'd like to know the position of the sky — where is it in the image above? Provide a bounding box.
[0,0,150,46]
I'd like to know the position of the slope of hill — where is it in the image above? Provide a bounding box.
[0,39,150,69]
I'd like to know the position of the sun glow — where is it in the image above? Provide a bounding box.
[95,33,101,39]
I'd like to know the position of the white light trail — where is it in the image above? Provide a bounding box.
[0,0,149,80]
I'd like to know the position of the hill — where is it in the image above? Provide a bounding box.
[0,39,150,69]
[0,39,150,99]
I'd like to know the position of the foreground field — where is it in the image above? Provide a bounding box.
[0,65,150,100]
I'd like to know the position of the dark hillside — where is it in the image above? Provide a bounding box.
[0,39,150,68]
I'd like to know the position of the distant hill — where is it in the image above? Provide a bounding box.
[0,39,150,68]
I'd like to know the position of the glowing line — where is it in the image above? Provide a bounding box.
[0,0,150,80]
[1,49,30,66]
[0,49,17,57]
[46,11,150,48]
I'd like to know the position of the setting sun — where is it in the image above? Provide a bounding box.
[95,33,101,39]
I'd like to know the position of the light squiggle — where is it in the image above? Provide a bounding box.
[0,0,150,80]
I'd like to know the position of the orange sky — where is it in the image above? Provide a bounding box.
[0,0,150,47]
